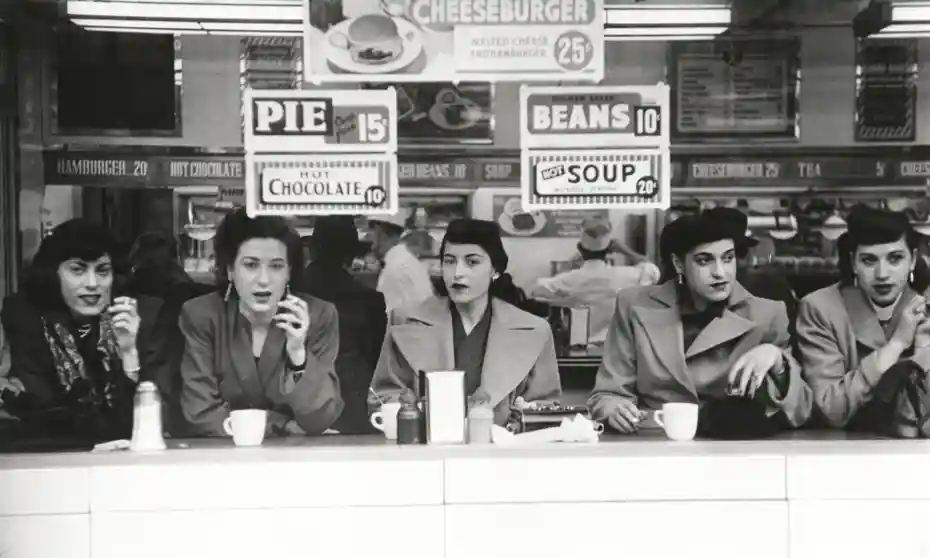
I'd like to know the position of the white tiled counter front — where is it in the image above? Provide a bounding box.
[1,434,929,558]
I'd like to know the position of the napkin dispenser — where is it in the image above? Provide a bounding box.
[507,401,592,433]
[421,370,466,444]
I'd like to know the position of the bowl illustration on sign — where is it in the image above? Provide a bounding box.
[325,15,423,74]
[499,198,546,236]
[428,88,482,130]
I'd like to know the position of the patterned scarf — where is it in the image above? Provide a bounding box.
[41,315,121,403]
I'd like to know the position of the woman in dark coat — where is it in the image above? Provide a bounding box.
[0,220,169,441]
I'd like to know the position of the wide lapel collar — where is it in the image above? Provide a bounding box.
[390,297,455,374]
[635,281,696,398]
[479,299,547,408]
[684,282,756,359]
[224,301,265,403]
[841,285,917,350]
[257,319,286,397]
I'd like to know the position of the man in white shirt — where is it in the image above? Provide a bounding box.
[368,212,434,314]
[532,215,660,345]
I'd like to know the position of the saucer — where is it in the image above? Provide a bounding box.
[428,102,482,130]
[498,212,546,237]
[323,17,424,74]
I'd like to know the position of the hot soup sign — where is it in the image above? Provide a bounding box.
[520,84,671,210]
[243,89,399,216]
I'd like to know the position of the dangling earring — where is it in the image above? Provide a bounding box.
[677,273,683,285]
[910,270,915,284]
[853,275,858,287]
[285,283,292,298]
[492,273,500,282]
[224,282,233,302]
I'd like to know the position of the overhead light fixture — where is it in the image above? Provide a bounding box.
[855,1,930,39]
[604,3,731,42]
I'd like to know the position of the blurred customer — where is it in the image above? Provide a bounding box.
[0,220,169,442]
[179,209,343,437]
[797,205,930,437]
[532,215,660,345]
[367,212,434,313]
[303,216,386,434]
[370,219,561,426]
[589,208,812,438]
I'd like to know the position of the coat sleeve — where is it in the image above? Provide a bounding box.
[178,303,228,436]
[1,296,58,407]
[796,296,888,427]
[279,301,344,434]
[757,301,813,428]
[516,324,562,402]
[587,294,638,420]
[368,311,416,411]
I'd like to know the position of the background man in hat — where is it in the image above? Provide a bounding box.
[366,210,434,314]
[531,215,660,346]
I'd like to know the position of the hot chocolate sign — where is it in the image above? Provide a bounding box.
[302,0,603,83]
[520,84,671,210]
[243,88,399,216]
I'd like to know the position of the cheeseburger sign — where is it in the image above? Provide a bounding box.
[302,0,603,83]
[243,88,398,216]
[520,84,672,211]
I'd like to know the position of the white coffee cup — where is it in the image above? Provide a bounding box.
[370,402,402,440]
[654,402,699,441]
[223,409,267,447]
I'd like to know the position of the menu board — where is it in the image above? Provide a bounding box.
[669,38,800,141]
[855,39,917,142]
[492,194,606,238]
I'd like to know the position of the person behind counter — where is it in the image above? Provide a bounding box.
[178,209,343,437]
[797,205,930,437]
[303,216,386,434]
[0,219,169,442]
[369,218,561,425]
[367,212,434,314]
[531,214,660,345]
[588,208,812,438]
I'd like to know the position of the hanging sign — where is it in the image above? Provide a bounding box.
[243,88,398,216]
[520,84,671,210]
[302,0,604,84]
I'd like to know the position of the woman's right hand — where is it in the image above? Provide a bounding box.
[606,399,642,434]
[891,295,927,348]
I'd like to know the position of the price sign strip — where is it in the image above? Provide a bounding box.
[522,149,670,210]
[246,155,398,216]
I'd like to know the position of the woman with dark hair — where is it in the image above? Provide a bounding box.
[178,209,343,437]
[589,207,812,438]
[0,219,168,441]
[369,218,561,425]
[798,205,930,437]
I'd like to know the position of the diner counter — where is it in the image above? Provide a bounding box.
[2,432,930,558]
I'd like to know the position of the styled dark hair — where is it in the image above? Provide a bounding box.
[213,209,304,292]
[437,218,526,305]
[838,205,923,288]
[659,208,756,282]
[22,219,118,312]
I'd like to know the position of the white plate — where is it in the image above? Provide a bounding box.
[428,102,481,130]
[498,212,547,237]
[324,17,424,74]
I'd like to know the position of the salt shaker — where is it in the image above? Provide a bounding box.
[467,388,493,444]
[130,381,166,452]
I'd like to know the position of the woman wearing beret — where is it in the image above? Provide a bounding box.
[797,205,930,437]
[588,208,813,436]
[179,209,343,437]
[369,218,561,426]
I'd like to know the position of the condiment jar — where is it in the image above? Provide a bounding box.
[130,381,166,452]
[396,390,423,445]
[467,389,494,444]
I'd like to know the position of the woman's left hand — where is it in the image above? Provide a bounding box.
[108,296,140,355]
[274,295,310,361]
[727,343,784,398]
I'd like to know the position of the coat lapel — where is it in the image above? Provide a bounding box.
[479,299,547,408]
[391,298,455,374]
[224,303,265,403]
[635,300,696,398]
[840,286,916,350]
[684,282,755,359]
